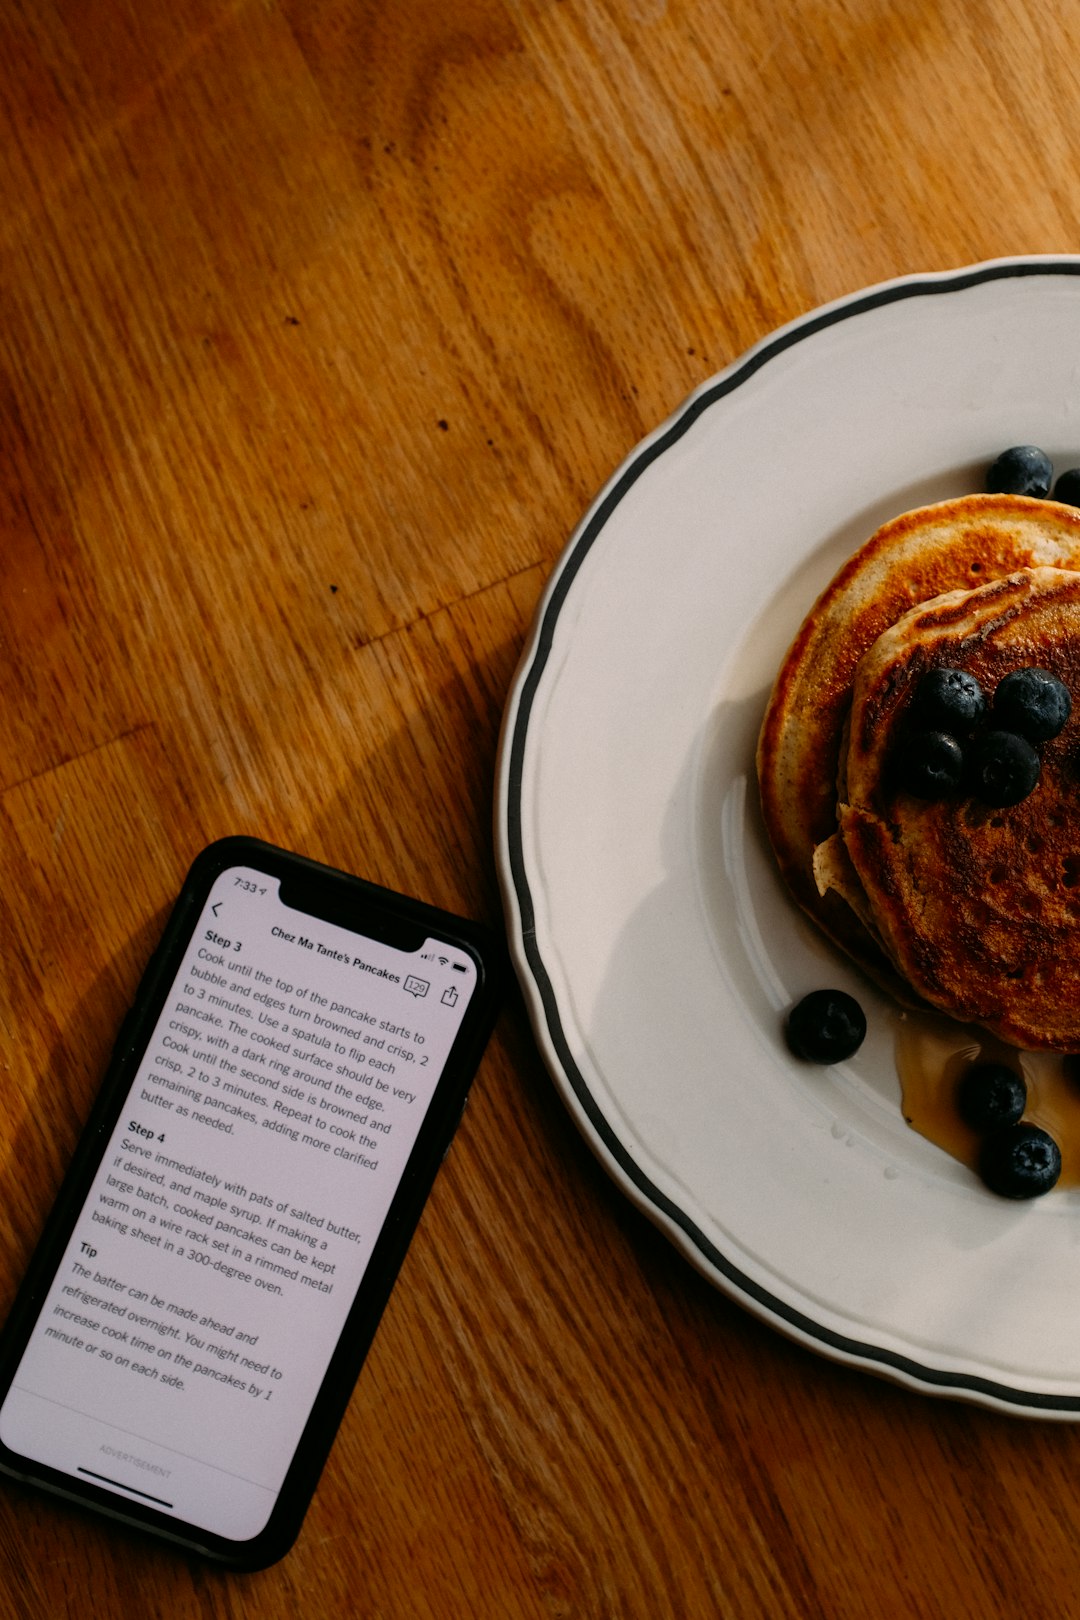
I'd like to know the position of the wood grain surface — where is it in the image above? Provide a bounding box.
[4,1,1080,1615]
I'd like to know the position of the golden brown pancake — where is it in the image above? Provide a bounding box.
[756,494,1080,993]
[839,567,1080,1051]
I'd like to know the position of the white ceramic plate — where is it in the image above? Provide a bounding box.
[496,258,1080,1415]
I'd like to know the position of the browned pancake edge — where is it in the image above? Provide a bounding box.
[756,493,1080,995]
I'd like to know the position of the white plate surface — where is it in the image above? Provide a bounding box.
[496,258,1080,1415]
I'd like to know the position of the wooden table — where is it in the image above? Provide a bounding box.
[3,2,1080,1614]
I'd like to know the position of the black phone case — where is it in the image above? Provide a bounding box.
[0,837,503,1569]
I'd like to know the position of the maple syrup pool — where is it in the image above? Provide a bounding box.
[895,1014,1080,1185]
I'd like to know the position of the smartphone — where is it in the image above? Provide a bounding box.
[0,837,502,1569]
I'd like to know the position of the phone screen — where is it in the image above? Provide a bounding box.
[0,854,484,1550]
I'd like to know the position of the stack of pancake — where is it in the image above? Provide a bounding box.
[757,493,1080,1052]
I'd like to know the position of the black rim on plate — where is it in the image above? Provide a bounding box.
[502,258,1080,1413]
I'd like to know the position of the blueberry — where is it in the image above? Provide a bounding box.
[785,990,867,1064]
[992,666,1072,743]
[911,667,987,732]
[956,1062,1027,1131]
[986,445,1054,498]
[892,729,965,798]
[967,729,1041,807]
[979,1123,1061,1198]
[1053,468,1080,507]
